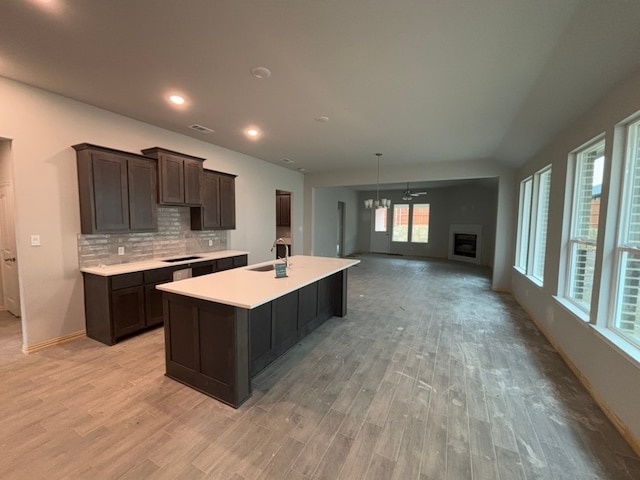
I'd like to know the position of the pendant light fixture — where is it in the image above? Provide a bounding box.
[364,153,391,209]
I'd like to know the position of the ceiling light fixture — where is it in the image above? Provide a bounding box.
[364,153,390,209]
[314,116,329,122]
[250,66,271,79]
[169,95,185,105]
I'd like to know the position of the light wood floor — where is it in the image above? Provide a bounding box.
[1,255,639,479]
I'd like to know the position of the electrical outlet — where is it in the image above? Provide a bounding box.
[118,246,125,256]
[208,239,213,246]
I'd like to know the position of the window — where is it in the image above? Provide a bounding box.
[565,139,605,312]
[411,204,430,243]
[613,118,640,346]
[392,204,409,241]
[515,165,552,284]
[392,203,430,243]
[374,207,387,232]
[516,177,533,271]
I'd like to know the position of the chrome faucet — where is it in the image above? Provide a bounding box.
[271,237,289,268]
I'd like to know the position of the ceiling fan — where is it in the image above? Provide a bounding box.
[402,182,427,201]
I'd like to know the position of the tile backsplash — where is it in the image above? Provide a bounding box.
[77,206,228,268]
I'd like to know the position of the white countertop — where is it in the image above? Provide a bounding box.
[80,250,250,276]
[156,255,360,309]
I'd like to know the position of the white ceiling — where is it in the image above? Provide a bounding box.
[2,0,640,175]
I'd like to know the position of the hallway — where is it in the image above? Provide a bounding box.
[0,255,638,479]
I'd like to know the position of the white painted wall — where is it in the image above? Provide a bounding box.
[305,159,515,290]
[512,67,640,445]
[311,187,359,258]
[0,76,303,350]
[354,181,498,268]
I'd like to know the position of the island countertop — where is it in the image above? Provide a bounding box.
[157,255,360,309]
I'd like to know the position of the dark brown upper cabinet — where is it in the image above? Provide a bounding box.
[276,193,291,226]
[74,143,158,234]
[141,147,204,206]
[191,169,236,230]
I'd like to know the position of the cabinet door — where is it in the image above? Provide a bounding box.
[193,171,221,229]
[159,154,184,204]
[280,194,291,226]
[220,174,236,229]
[144,283,164,327]
[111,286,146,338]
[91,151,129,232]
[184,158,203,205]
[128,157,157,231]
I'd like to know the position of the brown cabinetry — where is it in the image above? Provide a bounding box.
[191,169,236,230]
[82,254,248,345]
[142,147,204,206]
[276,193,291,226]
[74,143,158,234]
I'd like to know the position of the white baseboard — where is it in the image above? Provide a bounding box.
[22,330,86,354]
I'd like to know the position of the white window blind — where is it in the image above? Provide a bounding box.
[516,177,533,271]
[532,167,552,282]
[613,119,640,346]
[566,140,605,312]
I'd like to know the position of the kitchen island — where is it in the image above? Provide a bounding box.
[157,255,360,407]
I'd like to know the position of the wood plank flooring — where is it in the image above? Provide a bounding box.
[1,254,639,479]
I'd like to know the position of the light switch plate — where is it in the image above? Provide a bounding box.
[31,234,41,246]
[117,246,125,256]
[208,239,213,246]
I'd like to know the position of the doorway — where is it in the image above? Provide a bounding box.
[275,190,292,258]
[337,201,345,257]
[369,207,391,254]
[0,139,21,349]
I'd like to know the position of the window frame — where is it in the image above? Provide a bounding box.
[564,138,606,314]
[391,202,430,244]
[610,118,640,348]
[514,165,552,285]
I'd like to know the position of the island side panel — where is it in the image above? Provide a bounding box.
[163,292,251,408]
[334,269,348,317]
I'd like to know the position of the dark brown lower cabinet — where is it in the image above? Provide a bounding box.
[162,269,350,407]
[83,254,248,345]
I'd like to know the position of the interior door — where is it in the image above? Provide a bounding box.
[0,184,21,316]
[369,207,391,254]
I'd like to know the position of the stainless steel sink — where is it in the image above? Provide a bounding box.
[162,255,203,263]
[248,264,276,272]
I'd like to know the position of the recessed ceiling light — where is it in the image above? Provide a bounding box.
[250,66,271,79]
[281,158,295,164]
[169,95,185,105]
[314,116,329,122]
[298,168,307,172]
[247,129,258,137]
[245,127,262,140]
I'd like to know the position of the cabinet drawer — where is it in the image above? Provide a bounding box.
[216,257,234,271]
[111,272,143,290]
[233,255,248,267]
[143,267,175,284]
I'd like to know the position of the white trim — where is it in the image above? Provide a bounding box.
[22,330,86,354]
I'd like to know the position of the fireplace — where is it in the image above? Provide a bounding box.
[449,224,482,264]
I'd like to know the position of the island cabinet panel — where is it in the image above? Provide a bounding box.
[298,283,319,330]
[142,147,204,206]
[249,303,273,375]
[274,291,299,354]
[164,293,250,407]
[74,143,158,234]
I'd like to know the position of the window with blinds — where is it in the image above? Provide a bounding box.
[515,165,552,284]
[392,203,430,243]
[566,140,605,312]
[613,119,640,346]
[532,167,552,282]
[515,177,533,271]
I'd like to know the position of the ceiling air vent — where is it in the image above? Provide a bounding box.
[189,124,215,134]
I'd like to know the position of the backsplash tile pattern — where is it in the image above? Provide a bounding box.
[77,206,228,267]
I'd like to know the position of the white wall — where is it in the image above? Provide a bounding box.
[305,159,515,290]
[0,76,303,350]
[354,181,498,268]
[311,187,359,258]
[512,67,640,446]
